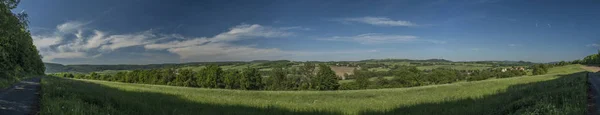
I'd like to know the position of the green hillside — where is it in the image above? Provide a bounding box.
[41,65,586,115]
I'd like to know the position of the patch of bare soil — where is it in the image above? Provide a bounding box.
[330,66,355,79]
[582,65,600,72]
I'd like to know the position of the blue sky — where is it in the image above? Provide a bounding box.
[16,0,600,64]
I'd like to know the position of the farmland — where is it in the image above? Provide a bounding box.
[40,65,586,115]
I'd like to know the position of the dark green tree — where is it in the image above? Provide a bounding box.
[266,67,288,90]
[240,67,262,90]
[223,70,241,89]
[312,64,340,90]
[0,0,45,81]
[353,68,370,89]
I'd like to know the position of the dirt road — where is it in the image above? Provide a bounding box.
[0,77,41,115]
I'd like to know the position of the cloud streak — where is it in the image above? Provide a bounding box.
[32,21,165,61]
[145,24,292,61]
[342,17,417,27]
[587,43,600,47]
[33,22,297,62]
[319,33,444,44]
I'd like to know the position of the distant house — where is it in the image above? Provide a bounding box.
[502,67,525,72]
[516,67,525,71]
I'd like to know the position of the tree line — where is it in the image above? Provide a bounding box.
[572,50,600,65]
[50,62,564,91]
[0,0,45,81]
[339,65,530,90]
[50,64,341,91]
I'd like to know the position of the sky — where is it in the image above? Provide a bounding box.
[14,0,600,64]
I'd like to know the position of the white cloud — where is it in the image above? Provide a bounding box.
[33,21,160,62]
[84,30,107,49]
[342,17,417,27]
[145,24,293,61]
[100,31,157,51]
[56,21,88,33]
[42,52,87,61]
[32,35,60,48]
[34,21,298,62]
[35,21,388,63]
[319,33,443,44]
[211,24,292,42]
[144,37,209,50]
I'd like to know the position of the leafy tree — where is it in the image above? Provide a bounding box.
[174,69,195,87]
[223,70,241,89]
[532,64,549,75]
[89,72,99,80]
[353,68,370,89]
[374,76,390,87]
[198,65,223,88]
[240,67,262,90]
[266,67,288,90]
[298,63,316,89]
[0,0,45,81]
[312,64,339,90]
[161,69,176,85]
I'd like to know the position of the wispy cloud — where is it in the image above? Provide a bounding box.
[145,24,292,61]
[587,43,600,47]
[319,33,444,44]
[341,17,418,27]
[33,22,296,62]
[32,21,161,61]
[508,44,521,47]
[280,26,312,31]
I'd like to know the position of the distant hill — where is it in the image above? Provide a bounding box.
[44,63,71,73]
[359,59,453,63]
[44,63,182,73]
[43,61,248,73]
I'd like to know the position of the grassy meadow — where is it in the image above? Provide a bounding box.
[40,65,587,115]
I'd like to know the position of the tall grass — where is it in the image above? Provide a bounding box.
[40,65,587,115]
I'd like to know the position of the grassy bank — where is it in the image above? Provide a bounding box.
[40,65,587,115]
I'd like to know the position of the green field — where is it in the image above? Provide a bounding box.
[40,65,587,115]
[416,65,491,70]
[338,76,395,84]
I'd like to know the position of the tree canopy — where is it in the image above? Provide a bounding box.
[0,0,45,80]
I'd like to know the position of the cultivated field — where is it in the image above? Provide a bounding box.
[330,66,355,78]
[40,65,586,115]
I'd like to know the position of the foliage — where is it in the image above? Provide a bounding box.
[266,67,289,90]
[352,68,370,89]
[223,70,241,89]
[0,0,45,87]
[532,64,549,75]
[240,67,263,90]
[312,64,340,90]
[340,65,528,90]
